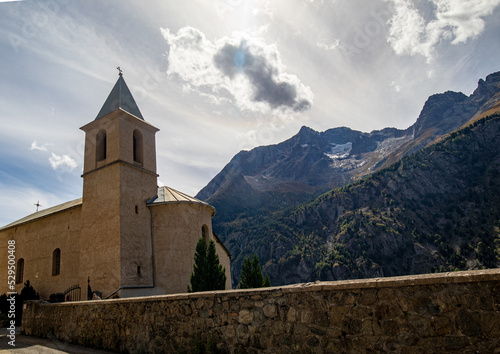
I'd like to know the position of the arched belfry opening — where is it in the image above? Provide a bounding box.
[133,129,143,165]
[96,129,107,162]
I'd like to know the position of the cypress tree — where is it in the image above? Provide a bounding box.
[239,255,271,289]
[188,238,226,292]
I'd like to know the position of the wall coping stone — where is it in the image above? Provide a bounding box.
[33,268,500,307]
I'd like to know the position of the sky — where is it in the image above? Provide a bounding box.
[1,0,500,226]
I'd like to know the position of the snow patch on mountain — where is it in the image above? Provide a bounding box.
[325,142,353,159]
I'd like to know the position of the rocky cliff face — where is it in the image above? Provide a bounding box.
[196,72,500,286]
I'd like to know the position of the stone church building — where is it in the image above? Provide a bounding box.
[0,72,231,299]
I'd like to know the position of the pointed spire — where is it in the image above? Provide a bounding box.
[95,69,144,120]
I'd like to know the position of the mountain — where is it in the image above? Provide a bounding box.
[258,112,500,284]
[196,71,500,286]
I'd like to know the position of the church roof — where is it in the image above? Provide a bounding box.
[148,186,216,216]
[95,72,144,121]
[0,198,83,231]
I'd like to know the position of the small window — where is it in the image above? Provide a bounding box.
[133,129,143,164]
[52,248,61,276]
[135,205,139,214]
[137,266,141,276]
[16,259,24,284]
[96,129,107,162]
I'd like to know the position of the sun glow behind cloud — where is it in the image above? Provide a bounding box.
[161,26,313,115]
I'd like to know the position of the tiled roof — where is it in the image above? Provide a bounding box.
[0,198,82,231]
[148,186,216,216]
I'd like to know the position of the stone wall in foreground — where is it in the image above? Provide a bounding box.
[22,269,500,353]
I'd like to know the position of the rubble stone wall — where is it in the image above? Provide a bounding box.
[22,269,500,353]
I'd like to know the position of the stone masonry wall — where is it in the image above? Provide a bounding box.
[22,269,500,353]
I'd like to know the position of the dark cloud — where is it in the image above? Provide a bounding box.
[214,42,312,112]
[162,27,312,114]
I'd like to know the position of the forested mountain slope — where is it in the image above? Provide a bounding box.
[240,113,500,285]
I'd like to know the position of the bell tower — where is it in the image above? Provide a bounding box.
[79,71,159,297]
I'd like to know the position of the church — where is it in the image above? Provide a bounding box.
[0,72,231,299]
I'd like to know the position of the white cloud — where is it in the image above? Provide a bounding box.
[30,141,80,173]
[386,0,432,59]
[48,153,77,172]
[30,140,51,151]
[317,40,340,51]
[161,26,313,114]
[386,0,500,61]
[390,80,401,92]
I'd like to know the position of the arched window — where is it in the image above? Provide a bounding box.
[202,225,209,243]
[133,129,143,164]
[52,248,61,276]
[96,129,107,162]
[16,258,24,284]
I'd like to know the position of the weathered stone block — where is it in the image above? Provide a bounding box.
[361,319,374,336]
[306,335,320,348]
[238,309,253,325]
[458,310,482,337]
[408,315,433,337]
[351,304,374,319]
[413,296,440,315]
[381,319,400,336]
[249,334,267,349]
[481,311,500,338]
[263,304,277,318]
[443,336,469,350]
[195,297,205,309]
[431,315,452,336]
[358,289,378,305]
[341,316,362,335]
[310,326,327,336]
[221,325,236,339]
[286,306,297,322]
[241,300,254,308]
[293,323,310,336]
[313,311,330,327]
[300,309,314,324]
[236,324,249,341]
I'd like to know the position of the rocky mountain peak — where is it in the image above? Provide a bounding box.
[411,91,468,137]
[485,71,500,84]
[298,125,317,136]
[471,71,500,106]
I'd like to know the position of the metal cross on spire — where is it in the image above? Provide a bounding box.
[117,66,123,76]
[34,201,42,212]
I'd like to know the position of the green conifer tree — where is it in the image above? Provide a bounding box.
[239,255,271,289]
[188,238,226,292]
